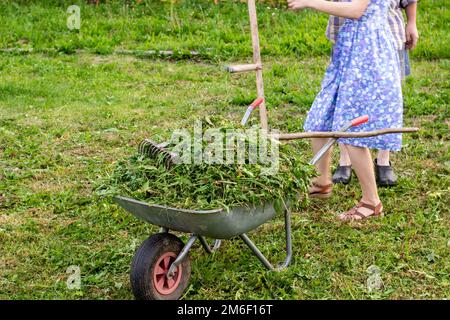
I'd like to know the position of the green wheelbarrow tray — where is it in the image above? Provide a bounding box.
[114,196,280,239]
[114,195,292,273]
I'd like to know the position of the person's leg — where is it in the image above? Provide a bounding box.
[338,143,352,166]
[376,150,390,166]
[310,138,333,193]
[339,144,382,219]
[332,143,353,184]
[375,149,398,186]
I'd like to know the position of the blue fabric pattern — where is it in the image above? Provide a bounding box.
[304,0,404,151]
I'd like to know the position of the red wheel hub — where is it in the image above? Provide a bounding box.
[152,252,182,295]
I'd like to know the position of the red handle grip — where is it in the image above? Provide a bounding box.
[250,97,264,108]
[351,115,369,127]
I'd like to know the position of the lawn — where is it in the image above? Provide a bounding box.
[1,0,449,59]
[0,0,449,300]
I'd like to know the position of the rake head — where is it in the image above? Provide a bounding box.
[138,139,178,168]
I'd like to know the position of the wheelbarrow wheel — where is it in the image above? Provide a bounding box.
[130,233,191,300]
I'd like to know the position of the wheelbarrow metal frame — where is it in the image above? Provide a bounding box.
[114,196,293,272]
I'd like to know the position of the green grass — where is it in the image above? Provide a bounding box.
[0,0,449,60]
[0,52,448,299]
[0,0,449,300]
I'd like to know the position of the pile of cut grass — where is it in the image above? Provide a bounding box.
[97,142,314,210]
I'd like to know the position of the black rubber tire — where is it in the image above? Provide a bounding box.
[130,233,191,300]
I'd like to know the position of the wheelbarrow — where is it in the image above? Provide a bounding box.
[114,197,289,300]
[114,115,418,300]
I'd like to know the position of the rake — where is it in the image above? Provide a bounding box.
[138,139,178,168]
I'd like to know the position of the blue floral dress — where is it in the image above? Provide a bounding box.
[304,0,403,151]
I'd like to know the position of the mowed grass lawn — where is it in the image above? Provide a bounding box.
[1,0,449,300]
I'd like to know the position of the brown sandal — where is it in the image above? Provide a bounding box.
[309,182,333,199]
[339,201,383,221]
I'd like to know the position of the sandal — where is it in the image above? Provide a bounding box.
[309,182,333,199]
[339,201,383,221]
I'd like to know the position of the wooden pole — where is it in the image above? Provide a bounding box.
[247,0,268,131]
[225,63,261,73]
[272,128,419,140]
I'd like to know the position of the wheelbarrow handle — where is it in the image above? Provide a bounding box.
[309,115,369,165]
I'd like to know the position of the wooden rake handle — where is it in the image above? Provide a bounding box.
[273,127,419,141]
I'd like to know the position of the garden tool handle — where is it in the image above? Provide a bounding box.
[250,97,264,108]
[351,115,369,127]
[309,115,369,165]
[241,97,265,125]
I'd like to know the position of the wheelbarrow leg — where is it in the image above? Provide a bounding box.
[278,207,292,270]
[167,235,197,278]
[212,239,222,251]
[239,207,292,271]
[240,234,274,270]
[198,236,222,254]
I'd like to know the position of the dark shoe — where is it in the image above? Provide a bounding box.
[374,159,397,187]
[332,165,352,184]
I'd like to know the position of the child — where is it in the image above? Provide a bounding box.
[288,0,404,220]
[328,0,419,187]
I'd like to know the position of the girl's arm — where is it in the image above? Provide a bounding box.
[287,0,370,19]
[405,2,419,50]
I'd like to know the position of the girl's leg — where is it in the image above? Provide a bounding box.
[376,149,398,186]
[310,138,333,187]
[332,142,353,184]
[338,143,352,166]
[340,144,381,217]
[376,150,390,166]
